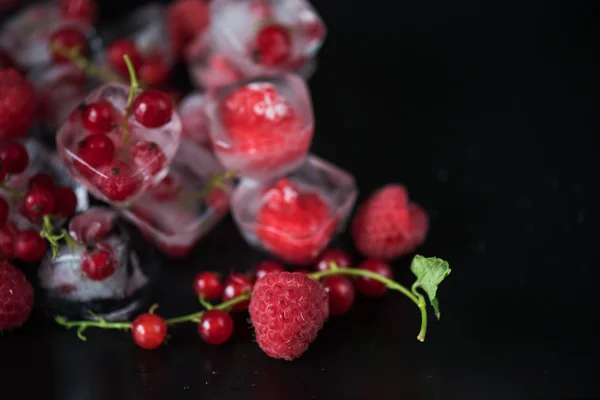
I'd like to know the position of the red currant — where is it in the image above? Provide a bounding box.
[28,173,55,190]
[193,271,224,301]
[198,310,234,345]
[52,186,78,218]
[49,26,89,63]
[0,141,29,174]
[22,187,55,219]
[255,24,292,66]
[0,198,8,226]
[139,55,170,87]
[315,248,352,272]
[106,39,142,78]
[14,229,47,262]
[76,134,115,169]
[355,259,393,297]
[82,101,115,134]
[322,275,355,316]
[0,222,17,260]
[97,161,140,202]
[81,242,117,281]
[132,90,173,128]
[60,0,97,25]
[252,260,285,282]
[222,273,253,311]
[0,50,15,69]
[131,313,167,350]
[130,140,166,175]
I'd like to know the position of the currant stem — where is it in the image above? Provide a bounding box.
[50,42,123,83]
[121,54,140,145]
[0,182,24,198]
[196,170,237,199]
[39,215,80,259]
[165,293,251,325]
[55,315,132,341]
[198,296,214,310]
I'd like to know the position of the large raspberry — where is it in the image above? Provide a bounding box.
[249,271,328,360]
[167,0,210,58]
[0,261,34,331]
[0,69,36,140]
[352,184,429,260]
[256,179,337,265]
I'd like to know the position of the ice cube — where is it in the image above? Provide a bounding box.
[179,92,211,149]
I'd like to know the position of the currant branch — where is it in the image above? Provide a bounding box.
[39,215,80,259]
[120,54,141,145]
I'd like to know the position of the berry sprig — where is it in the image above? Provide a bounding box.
[50,41,123,83]
[120,54,141,144]
[39,215,79,258]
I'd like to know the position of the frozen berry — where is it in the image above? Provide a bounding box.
[252,260,285,282]
[82,101,115,134]
[0,141,29,174]
[131,313,167,350]
[249,271,328,360]
[193,271,223,301]
[198,309,234,345]
[0,261,34,331]
[0,69,36,140]
[133,90,173,128]
[22,187,55,219]
[139,55,170,87]
[167,0,210,57]
[354,259,393,298]
[106,39,142,78]
[28,173,55,190]
[81,242,117,281]
[49,26,89,63]
[315,248,352,272]
[255,24,292,66]
[150,173,182,202]
[322,275,355,316]
[0,222,17,260]
[97,161,140,202]
[60,0,98,25]
[130,140,166,175]
[0,198,8,226]
[76,134,115,172]
[14,229,47,262]
[52,186,78,218]
[222,273,253,311]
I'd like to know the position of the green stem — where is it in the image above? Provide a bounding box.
[55,315,132,341]
[0,182,24,198]
[121,54,140,145]
[50,42,123,83]
[39,215,81,259]
[165,293,251,325]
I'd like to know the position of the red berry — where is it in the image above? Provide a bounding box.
[255,24,292,66]
[221,273,253,311]
[49,26,89,63]
[0,261,34,331]
[106,39,142,78]
[352,184,429,260]
[97,161,140,202]
[81,242,117,281]
[354,259,393,298]
[198,309,234,345]
[60,0,98,25]
[130,140,166,175]
[0,69,36,140]
[0,50,16,69]
[82,101,115,134]
[28,173,55,190]
[193,271,224,301]
[76,134,115,169]
[132,90,173,128]
[150,173,182,202]
[0,222,17,260]
[315,248,352,272]
[14,229,47,262]
[22,187,55,219]
[322,275,355,316]
[139,55,170,87]
[0,141,29,174]
[206,187,229,215]
[249,271,328,360]
[52,186,78,218]
[167,0,210,57]
[0,198,8,226]
[252,260,285,282]
[131,313,167,350]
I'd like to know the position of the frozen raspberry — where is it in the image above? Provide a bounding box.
[0,69,36,140]
[352,184,429,260]
[256,179,337,265]
[96,161,140,202]
[249,271,328,360]
[254,24,292,67]
[0,261,34,331]
[60,0,98,25]
[106,39,143,79]
[197,53,243,89]
[130,140,166,175]
[167,0,210,58]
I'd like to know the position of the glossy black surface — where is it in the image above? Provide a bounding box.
[1,1,598,399]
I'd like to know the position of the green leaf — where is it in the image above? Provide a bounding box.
[410,255,451,320]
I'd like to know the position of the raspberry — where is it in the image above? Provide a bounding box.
[0,261,34,331]
[167,0,210,58]
[352,184,429,260]
[0,69,36,140]
[249,271,328,360]
[256,179,337,265]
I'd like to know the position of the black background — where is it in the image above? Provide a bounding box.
[1,0,599,399]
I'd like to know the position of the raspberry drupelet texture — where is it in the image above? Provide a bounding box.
[0,261,34,331]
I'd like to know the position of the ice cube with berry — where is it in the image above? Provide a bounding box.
[205,73,314,180]
[230,154,357,265]
[120,143,232,258]
[178,92,211,149]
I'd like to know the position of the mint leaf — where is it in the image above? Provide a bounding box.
[410,255,451,320]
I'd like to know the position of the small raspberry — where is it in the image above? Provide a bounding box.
[0,69,36,140]
[352,184,429,260]
[249,271,328,360]
[0,261,34,331]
